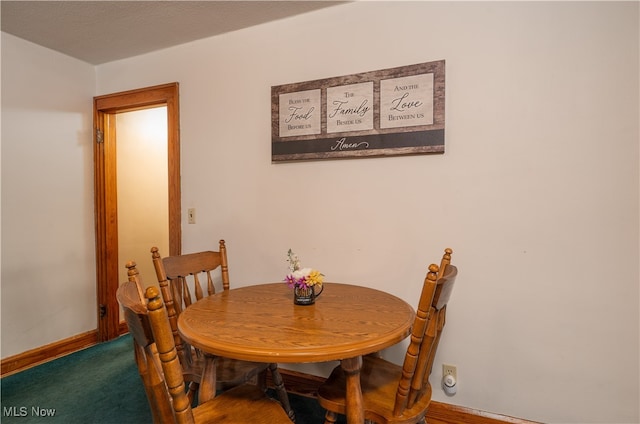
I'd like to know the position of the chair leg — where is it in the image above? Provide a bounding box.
[324,411,338,424]
[269,363,296,422]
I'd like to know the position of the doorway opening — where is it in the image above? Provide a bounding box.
[116,106,170,320]
[93,83,181,342]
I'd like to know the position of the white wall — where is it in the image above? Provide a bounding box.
[96,2,639,422]
[1,33,96,355]
[1,1,637,423]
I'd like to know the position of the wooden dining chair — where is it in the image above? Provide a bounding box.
[317,249,458,424]
[150,241,294,420]
[365,247,452,362]
[117,264,293,424]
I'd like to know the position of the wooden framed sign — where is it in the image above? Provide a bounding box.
[271,60,445,162]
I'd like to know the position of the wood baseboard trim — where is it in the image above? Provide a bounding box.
[1,323,130,378]
[271,368,539,424]
[425,401,541,424]
[1,330,99,377]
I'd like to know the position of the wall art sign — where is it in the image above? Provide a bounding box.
[271,60,445,162]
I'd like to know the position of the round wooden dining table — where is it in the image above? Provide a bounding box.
[178,282,415,424]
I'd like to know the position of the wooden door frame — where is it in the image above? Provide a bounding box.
[94,82,181,342]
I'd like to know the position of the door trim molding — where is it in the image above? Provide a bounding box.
[93,83,181,342]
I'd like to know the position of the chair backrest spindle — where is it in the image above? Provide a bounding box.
[393,264,439,416]
[438,247,453,279]
[150,247,188,368]
[394,248,458,417]
[145,285,195,424]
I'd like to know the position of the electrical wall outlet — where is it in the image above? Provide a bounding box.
[188,208,196,224]
[443,364,457,380]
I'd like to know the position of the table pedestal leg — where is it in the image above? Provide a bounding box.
[198,354,217,404]
[341,356,364,424]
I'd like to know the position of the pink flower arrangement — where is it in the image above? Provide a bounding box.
[284,249,324,289]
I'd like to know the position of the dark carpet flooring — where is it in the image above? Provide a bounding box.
[1,334,339,423]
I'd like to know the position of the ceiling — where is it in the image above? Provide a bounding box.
[1,1,346,65]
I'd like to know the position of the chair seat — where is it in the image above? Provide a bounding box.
[318,356,433,424]
[192,384,292,423]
